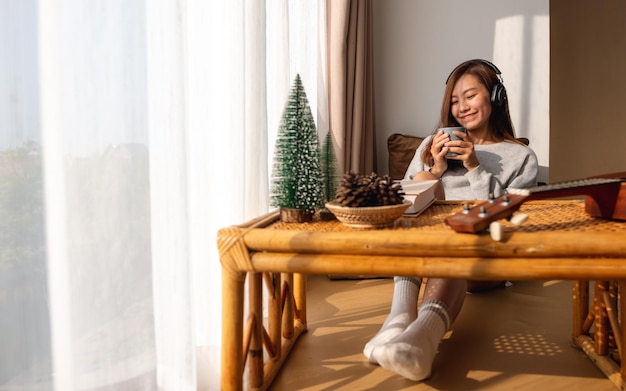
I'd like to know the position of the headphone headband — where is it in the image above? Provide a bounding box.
[445,59,501,85]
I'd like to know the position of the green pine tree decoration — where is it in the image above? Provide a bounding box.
[319,131,340,220]
[320,131,339,203]
[270,74,324,222]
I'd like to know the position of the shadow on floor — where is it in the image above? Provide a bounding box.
[269,276,615,391]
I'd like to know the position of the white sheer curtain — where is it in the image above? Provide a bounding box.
[0,1,325,390]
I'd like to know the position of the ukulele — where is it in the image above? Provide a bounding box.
[444,172,626,233]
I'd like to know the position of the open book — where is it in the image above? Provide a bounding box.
[399,179,439,215]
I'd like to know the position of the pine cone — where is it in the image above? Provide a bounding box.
[335,172,405,207]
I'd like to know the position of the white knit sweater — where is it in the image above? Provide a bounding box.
[404,135,538,200]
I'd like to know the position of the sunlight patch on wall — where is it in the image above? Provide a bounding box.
[493,14,550,183]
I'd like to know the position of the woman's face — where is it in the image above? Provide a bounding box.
[450,73,492,133]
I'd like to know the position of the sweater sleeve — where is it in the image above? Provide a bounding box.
[465,143,539,199]
[504,150,539,189]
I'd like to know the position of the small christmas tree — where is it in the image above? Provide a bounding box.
[320,131,339,203]
[318,131,340,220]
[270,74,324,221]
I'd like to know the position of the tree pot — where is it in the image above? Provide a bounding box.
[280,208,313,223]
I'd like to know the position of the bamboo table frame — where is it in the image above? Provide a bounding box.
[217,201,626,390]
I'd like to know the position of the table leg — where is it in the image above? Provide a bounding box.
[268,272,282,361]
[595,281,610,356]
[221,268,245,391]
[574,281,624,389]
[294,273,307,327]
[282,273,294,339]
[572,280,589,342]
[617,280,626,384]
[249,272,263,387]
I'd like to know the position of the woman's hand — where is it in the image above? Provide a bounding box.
[445,130,480,171]
[428,130,449,177]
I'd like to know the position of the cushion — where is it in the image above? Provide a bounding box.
[387,133,424,180]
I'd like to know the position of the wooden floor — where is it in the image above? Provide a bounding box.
[270,275,618,390]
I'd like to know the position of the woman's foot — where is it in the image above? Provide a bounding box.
[373,341,433,381]
[371,300,449,381]
[363,312,411,363]
[363,276,421,363]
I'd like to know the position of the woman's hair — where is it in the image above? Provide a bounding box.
[421,59,520,166]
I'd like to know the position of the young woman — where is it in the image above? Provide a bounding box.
[364,59,538,381]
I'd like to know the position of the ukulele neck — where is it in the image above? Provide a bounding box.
[444,176,626,234]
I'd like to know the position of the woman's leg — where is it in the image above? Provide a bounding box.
[372,278,467,381]
[363,276,422,363]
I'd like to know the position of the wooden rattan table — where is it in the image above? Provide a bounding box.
[217,200,626,390]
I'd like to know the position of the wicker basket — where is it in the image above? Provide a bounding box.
[325,200,411,228]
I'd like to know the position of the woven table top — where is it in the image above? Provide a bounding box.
[269,200,626,234]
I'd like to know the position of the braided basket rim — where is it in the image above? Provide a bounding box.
[325,200,411,228]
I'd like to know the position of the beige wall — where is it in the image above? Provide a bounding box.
[550,0,626,182]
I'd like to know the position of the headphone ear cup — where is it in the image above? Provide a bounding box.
[491,83,507,106]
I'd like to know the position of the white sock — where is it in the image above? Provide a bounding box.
[372,300,450,381]
[363,277,421,363]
